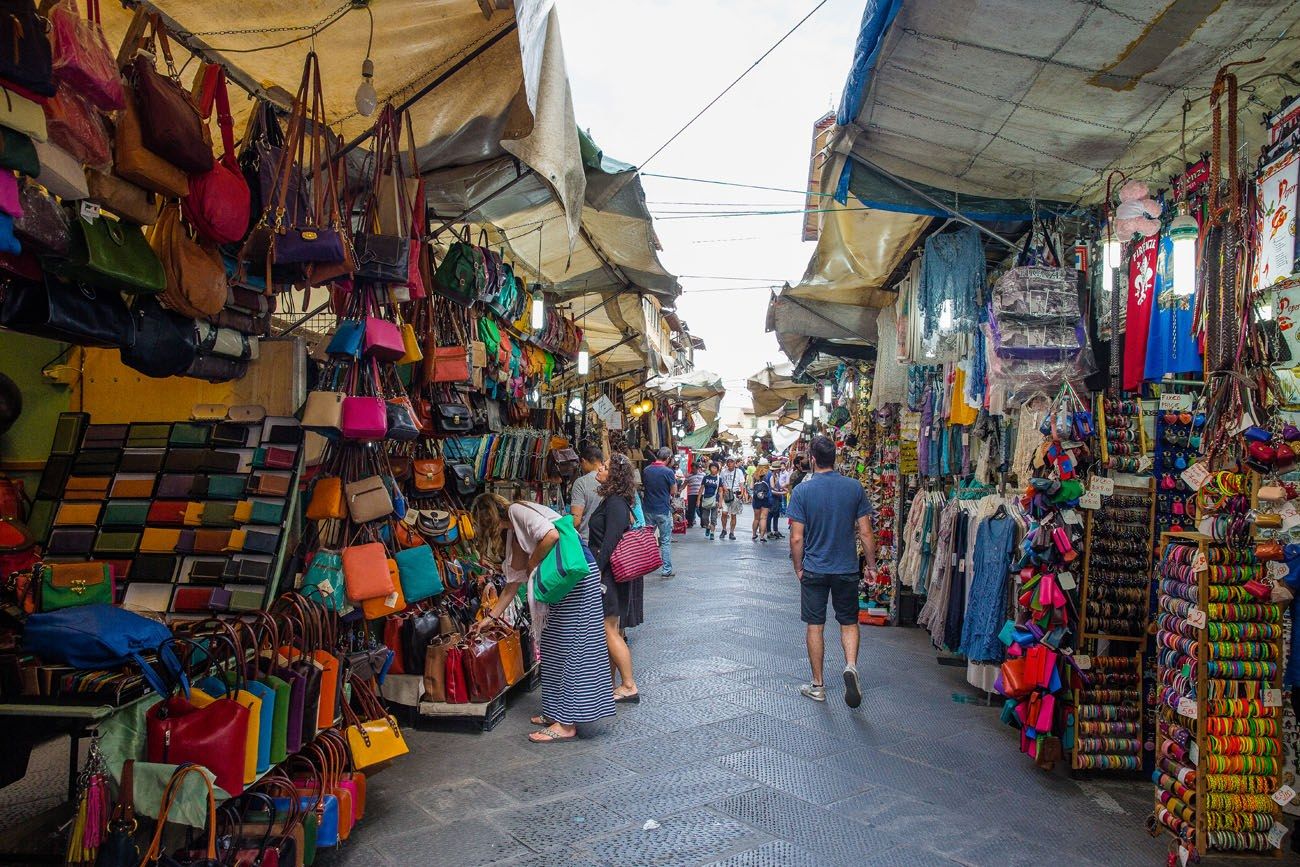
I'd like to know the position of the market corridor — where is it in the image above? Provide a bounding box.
[331,513,1166,867]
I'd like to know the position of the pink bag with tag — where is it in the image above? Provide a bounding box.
[48,0,125,111]
[363,316,405,362]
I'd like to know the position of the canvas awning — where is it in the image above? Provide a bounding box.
[678,422,718,450]
[645,370,725,423]
[747,362,810,417]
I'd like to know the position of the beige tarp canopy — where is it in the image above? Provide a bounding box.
[645,370,725,424]
[747,362,810,418]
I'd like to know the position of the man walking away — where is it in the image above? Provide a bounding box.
[699,462,721,539]
[684,464,704,528]
[568,443,605,544]
[718,456,747,541]
[642,447,678,577]
[767,459,789,540]
[788,435,877,708]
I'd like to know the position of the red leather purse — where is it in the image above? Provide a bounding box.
[182,65,251,245]
[444,642,468,703]
[464,634,505,703]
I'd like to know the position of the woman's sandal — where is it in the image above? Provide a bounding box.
[613,689,640,704]
[528,727,576,743]
[530,714,556,726]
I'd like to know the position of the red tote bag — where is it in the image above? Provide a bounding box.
[610,526,662,582]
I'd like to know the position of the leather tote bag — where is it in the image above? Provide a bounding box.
[182,64,251,245]
[127,14,212,173]
[84,169,158,226]
[62,212,166,294]
[464,633,505,703]
[352,105,409,284]
[150,203,227,318]
[119,295,197,378]
[114,88,189,198]
[0,273,134,347]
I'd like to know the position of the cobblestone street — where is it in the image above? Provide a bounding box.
[328,511,1180,867]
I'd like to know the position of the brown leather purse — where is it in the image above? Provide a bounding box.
[412,458,445,492]
[422,633,460,703]
[113,89,189,197]
[127,14,212,174]
[85,168,159,226]
[464,633,506,703]
[149,203,226,319]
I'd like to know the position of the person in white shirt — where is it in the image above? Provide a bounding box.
[718,456,748,541]
[684,466,705,529]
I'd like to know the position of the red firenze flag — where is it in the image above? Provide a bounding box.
[1123,235,1159,391]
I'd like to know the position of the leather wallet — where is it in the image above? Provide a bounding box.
[36,456,72,499]
[193,528,231,553]
[146,500,188,525]
[201,450,243,473]
[182,501,206,527]
[26,499,54,544]
[248,472,291,497]
[223,529,247,552]
[129,555,178,583]
[176,529,197,554]
[47,527,96,554]
[93,531,141,556]
[119,450,166,474]
[121,583,172,613]
[253,447,296,470]
[248,501,284,525]
[223,556,272,583]
[205,475,248,499]
[50,412,90,456]
[139,527,181,553]
[201,502,238,527]
[100,501,150,529]
[126,423,172,448]
[169,423,211,447]
[156,474,197,498]
[164,450,206,472]
[242,528,279,554]
[82,424,128,448]
[54,502,101,526]
[263,417,303,445]
[212,422,250,447]
[64,476,111,500]
[109,475,156,499]
[171,586,219,613]
[185,558,227,584]
[226,587,265,611]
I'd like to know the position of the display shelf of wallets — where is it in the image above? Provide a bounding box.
[1079,483,1156,643]
[27,411,303,616]
[1153,533,1286,856]
[1072,653,1144,772]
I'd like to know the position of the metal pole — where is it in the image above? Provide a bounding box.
[428,165,534,239]
[278,300,334,336]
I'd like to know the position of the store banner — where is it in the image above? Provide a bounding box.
[1255,149,1299,289]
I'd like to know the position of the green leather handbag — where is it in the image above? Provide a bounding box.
[431,236,482,307]
[63,214,166,294]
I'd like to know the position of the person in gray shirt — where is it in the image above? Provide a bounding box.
[569,442,606,543]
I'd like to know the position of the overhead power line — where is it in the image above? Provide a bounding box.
[643,172,837,198]
[638,0,831,169]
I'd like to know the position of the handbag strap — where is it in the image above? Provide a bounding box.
[112,758,135,827]
[144,766,217,861]
[195,64,236,158]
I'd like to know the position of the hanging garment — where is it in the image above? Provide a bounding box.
[1144,234,1202,380]
[949,364,979,426]
[960,514,1016,663]
[1122,234,1159,390]
[919,226,983,356]
[871,306,909,407]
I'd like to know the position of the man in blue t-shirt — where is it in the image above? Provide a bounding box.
[787,435,877,709]
[642,447,678,577]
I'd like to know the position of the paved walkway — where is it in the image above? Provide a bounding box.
[331,511,1188,867]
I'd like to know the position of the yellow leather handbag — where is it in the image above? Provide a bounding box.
[343,676,409,769]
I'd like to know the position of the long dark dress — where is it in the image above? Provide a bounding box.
[588,493,636,622]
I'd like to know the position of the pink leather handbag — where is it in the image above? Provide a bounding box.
[341,396,387,442]
[363,316,406,362]
[610,526,663,582]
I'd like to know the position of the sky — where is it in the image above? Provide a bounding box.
[556,0,865,407]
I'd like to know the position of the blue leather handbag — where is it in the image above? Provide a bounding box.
[394,543,442,602]
[22,604,179,695]
[326,319,364,358]
[221,671,276,773]
[274,795,340,847]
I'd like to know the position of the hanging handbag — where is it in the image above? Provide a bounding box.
[84,169,158,226]
[340,361,387,442]
[412,458,444,492]
[486,620,524,686]
[345,475,394,523]
[182,64,251,245]
[119,296,198,378]
[342,538,395,602]
[149,203,227,318]
[306,476,345,521]
[342,674,408,768]
[48,0,124,111]
[113,88,189,198]
[43,82,111,168]
[62,212,166,294]
[363,316,405,362]
[127,14,212,174]
[463,633,505,703]
[394,543,442,602]
[33,138,88,200]
[610,525,663,582]
[12,179,69,254]
[301,548,345,611]
[0,273,134,347]
[422,632,457,702]
[450,463,477,496]
[0,1,53,97]
[432,228,482,307]
[0,85,47,141]
[301,387,344,434]
[360,559,405,620]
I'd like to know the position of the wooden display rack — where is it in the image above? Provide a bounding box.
[1078,478,1156,644]
[1153,531,1286,858]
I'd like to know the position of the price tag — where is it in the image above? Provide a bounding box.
[606,412,624,430]
[1057,571,1077,590]
[1079,491,1102,509]
[1272,785,1297,806]
[1192,553,1208,574]
[1137,455,1154,473]
[1187,605,1207,628]
[1269,560,1290,580]
[1283,503,1300,529]
[1265,688,1283,708]
[78,200,101,221]
[1178,845,1190,867]
[318,578,334,595]
[1091,477,1115,496]
[1181,462,1211,491]
[1061,509,1083,525]
[1160,393,1194,411]
[592,395,615,420]
[1267,823,1288,848]
[962,432,970,448]
[1075,654,1091,670]
[383,592,398,608]
[1177,696,1198,718]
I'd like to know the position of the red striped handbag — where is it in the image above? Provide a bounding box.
[610,526,662,582]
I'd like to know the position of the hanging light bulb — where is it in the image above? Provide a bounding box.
[813,399,823,418]
[577,339,590,376]
[529,386,539,403]
[822,384,832,403]
[802,406,813,425]
[355,58,377,117]
[1169,203,1198,297]
[531,294,545,330]
[640,398,654,414]
[676,407,684,422]
[1101,225,1121,297]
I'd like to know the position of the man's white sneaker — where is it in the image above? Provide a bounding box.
[800,683,826,702]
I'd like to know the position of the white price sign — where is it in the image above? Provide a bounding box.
[1267,823,1288,848]
[1137,455,1154,473]
[1159,393,1194,411]
[1264,688,1283,708]
[1272,785,1297,806]
[1187,605,1207,628]
[1057,571,1077,590]
[1090,477,1115,496]
[1177,697,1198,718]
[592,395,616,420]
[1075,654,1091,670]
[1061,509,1083,526]
[1079,491,1102,509]
[1269,560,1290,580]
[1181,462,1211,491]
[78,200,101,221]
[1192,553,1208,574]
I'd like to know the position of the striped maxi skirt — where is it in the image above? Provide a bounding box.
[539,548,616,725]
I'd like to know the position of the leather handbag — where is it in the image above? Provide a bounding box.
[610,526,663,582]
[342,539,395,601]
[48,0,124,111]
[43,82,110,168]
[301,389,344,434]
[341,396,386,442]
[63,213,166,294]
[119,296,198,378]
[342,675,409,769]
[361,560,405,619]
[0,1,53,97]
[13,180,69,254]
[363,316,405,362]
[998,656,1033,699]
[413,458,445,492]
[398,321,423,364]
[33,138,89,200]
[128,15,213,174]
[38,562,113,610]
[139,766,219,867]
[444,641,469,703]
[0,273,135,347]
[149,203,227,318]
[182,64,251,245]
[0,85,47,141]
[422,633,458,702]
[488,622,524,686]
[113,89,189,198]
[437,402,474,435]
[385,397,421,442]
[345,475,394,523]
[429,346,470,383]
[306,476,345,521]
[352,106,409,283]
[464,633,506,703]
[394,543,442,602]
[327,319,364,357]
[450,463,477,496]
[84,169,158,226]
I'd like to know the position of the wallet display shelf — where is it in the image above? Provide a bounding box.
[1153,532,1286,857]
[1071,652,1143,773]
[1078,480,1156,644]
[27,412,304,617]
